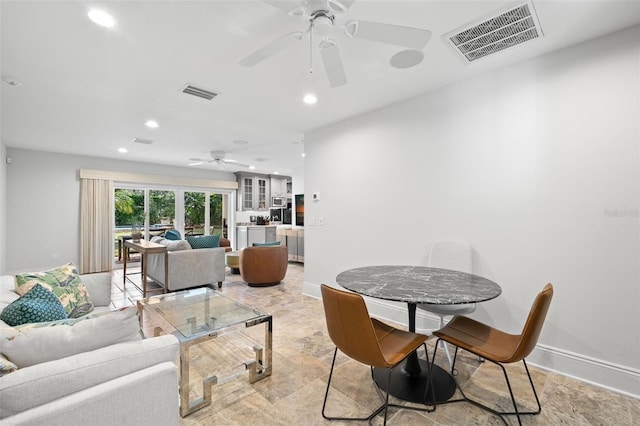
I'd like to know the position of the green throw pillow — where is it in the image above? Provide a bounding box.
[186,235,220,249]
[14,263,94,318]
[252,241,281,246]
[0,284,68,326]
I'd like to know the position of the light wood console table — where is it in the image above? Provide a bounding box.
[123,239,168,297]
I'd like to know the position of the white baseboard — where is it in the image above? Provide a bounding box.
[302,281,640,399]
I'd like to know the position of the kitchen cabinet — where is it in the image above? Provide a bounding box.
[237,226,277,250]
[236,173,270,211]
[270,175,291,198]
[277,227,304,263]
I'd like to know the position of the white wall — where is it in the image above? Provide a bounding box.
[303,26,640,396]
[5,148,236,273]
[0,141,7,274]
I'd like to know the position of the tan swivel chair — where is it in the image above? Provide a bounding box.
[433,283,554,425]
[320,284,434,425]
[239,245,288,287]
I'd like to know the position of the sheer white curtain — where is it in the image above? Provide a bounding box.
[80,178,113,274]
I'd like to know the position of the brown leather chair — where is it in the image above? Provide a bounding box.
[433,283,554,425]
[320,284,434,425]
[239,245,288,287]
[219,237,233,252]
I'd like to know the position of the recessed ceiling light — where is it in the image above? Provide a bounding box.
[88,9,116,28]
[145,120,159,128]
[273,171,279,175]
[303,93,317,105]
[301,153,306,158]
[118,147,128,153]
[249,165,256,170]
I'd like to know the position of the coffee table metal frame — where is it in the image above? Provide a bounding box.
[137,287,272,417]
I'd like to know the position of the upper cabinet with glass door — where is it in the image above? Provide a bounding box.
[236,173,270,211]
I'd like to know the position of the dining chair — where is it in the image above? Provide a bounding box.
[417,240,475,370]
[320,284,435,425]
[432,283,554,425]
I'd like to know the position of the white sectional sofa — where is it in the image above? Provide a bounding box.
[0,272,180,426]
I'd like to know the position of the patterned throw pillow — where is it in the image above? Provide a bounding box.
[0,353,18,376]
[14,263,94,318]
[186,235,220,249]
[0,284,68,326]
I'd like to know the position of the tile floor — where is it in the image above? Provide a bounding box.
[111,263,639,425]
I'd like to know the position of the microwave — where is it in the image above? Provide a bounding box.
[271,197,286,207]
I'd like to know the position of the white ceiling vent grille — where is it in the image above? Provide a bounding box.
[181,84,218,100]
[132,137,153,145]
[446,1,543,63]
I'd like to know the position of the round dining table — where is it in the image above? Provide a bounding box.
[335,265,501,404]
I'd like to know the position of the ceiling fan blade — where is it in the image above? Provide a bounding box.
[344,20,432,49]
[263,1,301,14]
[239,31,304,67]
[320,40,347,88]
[328,0,356,13]
[222,158,250,168]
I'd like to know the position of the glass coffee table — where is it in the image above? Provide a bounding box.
[137,287,272,417]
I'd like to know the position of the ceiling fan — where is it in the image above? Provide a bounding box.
[189,151,250,168]
[239,0,432,88]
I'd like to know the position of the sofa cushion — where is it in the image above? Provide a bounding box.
[252,241,281,246]
[153,237,191,251]
[14,263,93,318]
[0,335,178,419]
[0,307,142,368]
[186,235,220,249]
[0,284,68,326]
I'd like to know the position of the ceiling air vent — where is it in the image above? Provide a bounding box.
[181,84,218,100]
[132,137,153,145]
[445,1,543,63]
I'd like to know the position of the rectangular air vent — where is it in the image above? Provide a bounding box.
[181,84,218,100]
[445,1,543,63]
[132,137,153,145]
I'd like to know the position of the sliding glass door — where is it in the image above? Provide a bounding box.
[113,185,230,266]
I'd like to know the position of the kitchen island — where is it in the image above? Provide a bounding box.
[236,225,277,250]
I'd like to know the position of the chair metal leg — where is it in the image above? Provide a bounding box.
[323,344,436,425]
[322,348,386,423]
[431,338,542,426]
[436,316,458,374]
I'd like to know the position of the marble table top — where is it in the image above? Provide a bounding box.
[336,265,501,305]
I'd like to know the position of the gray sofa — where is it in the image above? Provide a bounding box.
[146,238,226,290]
[0,272,180,425]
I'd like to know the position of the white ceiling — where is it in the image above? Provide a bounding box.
[2,1,639,178]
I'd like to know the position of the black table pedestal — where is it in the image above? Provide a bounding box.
[372,358,456,404]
